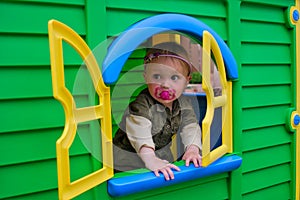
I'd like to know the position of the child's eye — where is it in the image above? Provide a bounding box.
[152,74,161,80]
[171,75,179,81]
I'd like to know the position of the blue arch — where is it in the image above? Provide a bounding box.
[102,13,238,84]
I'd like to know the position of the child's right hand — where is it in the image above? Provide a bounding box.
[147,157,181,181]
[139,146,180,181]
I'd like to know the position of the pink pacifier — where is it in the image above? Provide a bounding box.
[155,87,175,100]
[160,91,171,100]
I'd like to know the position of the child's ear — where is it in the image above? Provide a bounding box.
[186,75,191,85]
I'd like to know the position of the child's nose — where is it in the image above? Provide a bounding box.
[160,79,170,88]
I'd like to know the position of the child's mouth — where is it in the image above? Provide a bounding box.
[155,87,175,100]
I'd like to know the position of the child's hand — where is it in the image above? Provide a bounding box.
[139,146,180,181]
[150,158,181,181]
[182,145,202,167]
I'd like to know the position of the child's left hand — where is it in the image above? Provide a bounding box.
[182,145,202,167]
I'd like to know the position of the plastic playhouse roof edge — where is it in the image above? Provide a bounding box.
[102,13,238,84]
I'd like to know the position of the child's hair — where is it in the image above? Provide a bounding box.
[144,42,192,75]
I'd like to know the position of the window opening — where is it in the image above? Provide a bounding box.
[101,13,240,197]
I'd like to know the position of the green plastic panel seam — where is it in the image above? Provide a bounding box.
[86,0,107,50]
[226,0,243,200]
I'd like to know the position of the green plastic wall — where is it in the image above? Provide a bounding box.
[0,0,297,199]
[232,1,296,199]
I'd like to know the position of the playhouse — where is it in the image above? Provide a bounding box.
[0,0,299,199]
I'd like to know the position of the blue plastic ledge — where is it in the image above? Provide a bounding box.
[108,155,242,197]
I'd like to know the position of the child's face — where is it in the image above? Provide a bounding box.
[144,57,190,107]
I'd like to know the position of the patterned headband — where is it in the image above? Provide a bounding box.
[144,52,192,74]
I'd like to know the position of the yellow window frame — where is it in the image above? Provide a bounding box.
[48,20,113,200]
[201,31,233,167]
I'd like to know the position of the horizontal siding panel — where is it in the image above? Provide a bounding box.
[241,43,292,64]
[107,0,226,18]
[0,67,96,104]
[111,82,145,98]
[127,49,147,59]
[0,35,83,66]
[0,154,94,199]
[69,155,100,183]
[242,144,291,173]
[106,8,227,39]
[120,59,144,72]
[5,189,58,200]
[241,105,289,130]
[114,70,145,86]
[73,94,98,109]
[0,67,52,100]
[0,159,58,199]
[111,85,147,124]
[241,85,291,108]
[0,1,85,34]
[72,122,103,162]
[111,85,146,113]
[128,173,229,200]
[5,185,96,200]
[112,98,136,113]
[242,64,291,86]
[242,182,291,200]
[0,35,51,66]
[20,0,85,6]
[106,9,154,36]
[0,98,64,133]
[192,16,227,40]
[242,163,291,194]
[241,21,291,43]
[0,129,59,166]
[0,127,92,166]
[241,2,288,23]
[142,179,228,200]
[242,125,292,151]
